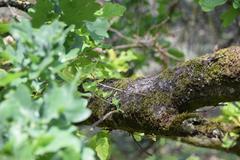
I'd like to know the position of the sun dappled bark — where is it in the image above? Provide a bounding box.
[84,46,240,155]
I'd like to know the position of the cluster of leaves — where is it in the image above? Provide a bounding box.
[198,0,240,27]
[0,0,132,159]
[219,102,240,148]
[0,20,92,160]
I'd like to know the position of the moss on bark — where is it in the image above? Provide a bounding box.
[83,46,240,155]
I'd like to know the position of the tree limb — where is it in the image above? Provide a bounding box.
[82,46,240,155]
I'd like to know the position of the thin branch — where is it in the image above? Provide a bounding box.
[98,82,146,96]
[109,27,134,42]
[94,94,113,105]
[98,83,125,92]
[149,17,170,32]
[114,43,141,50]
[131,135,153,157]
[90,110,119,130]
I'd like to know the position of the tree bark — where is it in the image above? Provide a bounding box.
[0,0,34,22]
[84,46,240,155]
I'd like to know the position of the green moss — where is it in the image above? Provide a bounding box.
[112,79,131,90]
[210,47,240,78]
[87,46,240,138]
[170,113,198,126]
[168,113,198,131]
[141,91,171,107]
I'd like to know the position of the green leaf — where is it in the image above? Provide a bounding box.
[102,3,126,18]
[35,127,80,155]
[43,85,91,123]
[81,147,95,160]
[233,0,240,9]
[30,0,56,27]
[14,85,32,108]
[61,48,80,63]
[199,0,227,12]
[0,70,26,86]
[0,85,34,122]
[221,103,240,116]
[60,147,81,160]
[64,98,91,123]
[86,18,110,42]
[83,82,97,92]
[133,132,144,142]
[221,7,240,27]
[0,23,10,34]
[59,0,100,27]
[167,48,185,60]
[31,0,100,28]
[222,132,239,148]
[95,132,110,160]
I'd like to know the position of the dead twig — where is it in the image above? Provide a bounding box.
[114,43,140,50]
[132,135,153,157]
[98,82,146,96]
[109,27,134,42]
[90,110,119,130]
[148,17,170,32]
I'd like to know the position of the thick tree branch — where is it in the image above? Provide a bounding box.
[0,0,34,11]
[0,0,34,22]
[82,46,240,155]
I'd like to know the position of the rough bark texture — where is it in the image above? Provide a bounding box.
[0,0,34,11]
[86,46,240,155]
[0,0,34,22]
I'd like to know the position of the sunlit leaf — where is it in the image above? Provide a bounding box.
[199,0,227,12]
[59,0,100,27]
[95,132,110,160]
[102,2,126,18]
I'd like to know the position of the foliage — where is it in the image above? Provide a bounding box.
[219,102,240,148]
[199,0,227,12]
[198,0,240,27]
[0,0,129,159]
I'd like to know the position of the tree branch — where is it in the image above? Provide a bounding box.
[81,46,240,155]
[0,0,34,11]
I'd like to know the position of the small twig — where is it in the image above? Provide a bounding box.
[94,94,113,105]
[98,83,125,93]
[149,17,170,32]
[196,106,216,113]
[136,141,155,158]
[90,110,119,130]
[109,27,135,42]
[132,135,153,156]
[114,43,141,50]
[93,47,107,54]
[98,82,146,96]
